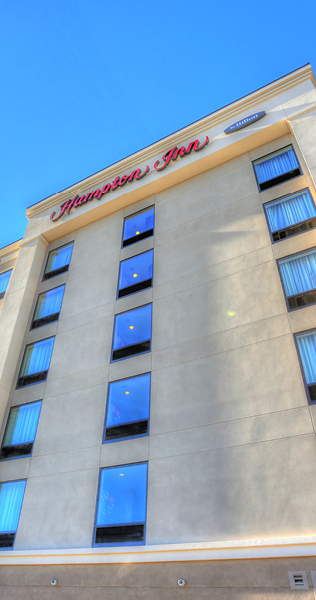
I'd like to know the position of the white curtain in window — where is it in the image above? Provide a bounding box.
[265,190,316,232]
[0,480,26,532]
[34,286,65,320]
[3,401,42,446]
[20,338,55,376]
[279,250,316,297]
[297,331,316,384]
[46,244,73,273]
[255,147,299,184]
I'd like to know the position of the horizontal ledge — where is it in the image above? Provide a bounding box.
[2,535,316,565]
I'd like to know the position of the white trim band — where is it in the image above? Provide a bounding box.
[1,535,316,565]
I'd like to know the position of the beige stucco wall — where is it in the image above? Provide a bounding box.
[0,127,315,551]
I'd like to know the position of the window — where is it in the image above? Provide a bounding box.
[112,304,152,361]
[122,207,154,247]
[31,285,65,329]
[295,330,316,403]
[17,337,55,388]
[94,463,148,545]
[0,480,26,548]
[0,270,12,300]
[1,401,42,459]
[264,189,316,242]
[104,373,151,441]
[278,249,316,309]
[253,145,301,191]
[118,250,153,298]
[43,242,73,280]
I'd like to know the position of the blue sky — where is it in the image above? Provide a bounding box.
[1,0,316,248]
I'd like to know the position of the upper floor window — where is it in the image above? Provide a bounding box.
[253,146,301,192]
[112,304,152,361]
[1,401,42,460]
[118,250,153,298]
[104,373,151,441]
[264,189,316,242]
[0,479,26,548]
[278,248,316,310]
[122,207,154,247]
[0,269,12,300]
[17,337,55,388]
[94,462,148,545]
[296,330,316,403]
[43,242,73,280]
[31,285,65,329]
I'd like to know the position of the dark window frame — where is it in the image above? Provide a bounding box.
[42,241,74,281]
[93,462,148,547]
[117,250,154,299]
[294,330,316,405]
[121,206,155,248]
[103,373,151,444]
[0,478,26,550]
[263,188,316,244]
[30,284,65,330]
[16,336,55,389]
[0,400,42,461]
[253,145,302,193]
[277,248,316,312]
[111,303,153,363]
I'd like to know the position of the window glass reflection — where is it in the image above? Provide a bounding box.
[96,463,148,526]
[106,374,151,428]
[113,305,152,351]
[123,207,154,246]
[118,251,153,294]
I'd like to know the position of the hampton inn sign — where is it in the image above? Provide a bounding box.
[50,136,209,222]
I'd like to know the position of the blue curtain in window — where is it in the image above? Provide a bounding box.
[3,401,42,446]
[46,244,73,272]
[279,251,316,297]
[255,147,299,184]
[0,480,26,532]
[34,286,65,320]
[106,374,151,427]
[297,331,316,384]
[0,270,12,294]
[20,338,55,376]
[265,190,316,232]
[119,251,153,290]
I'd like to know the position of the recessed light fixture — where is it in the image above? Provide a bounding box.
[119,473,124,476]
[125,391,130,394]
[133,273,138,278]
[136,231,140,235]
[129,325,134,329]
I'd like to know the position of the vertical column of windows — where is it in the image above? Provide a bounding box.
[95,206,155,546]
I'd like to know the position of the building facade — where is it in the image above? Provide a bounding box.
[1,64,316,598]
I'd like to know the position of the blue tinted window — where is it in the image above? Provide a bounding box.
[112,305,152,351]
[296,330,316,385]
[118,251,153,294]
[0,270,12,296]
[265,189,316,233]
[0,480,26,534]
[278,249,316,297]
[33,285,65,321]
[123,207,154,245]
[106,374,151,428]
[3,401,42,447]
[45,242,73,275]
[20,338,55,377]
[96,463,147,527]
[254,146,299,184]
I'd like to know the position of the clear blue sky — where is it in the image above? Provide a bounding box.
[1,0,316,248]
